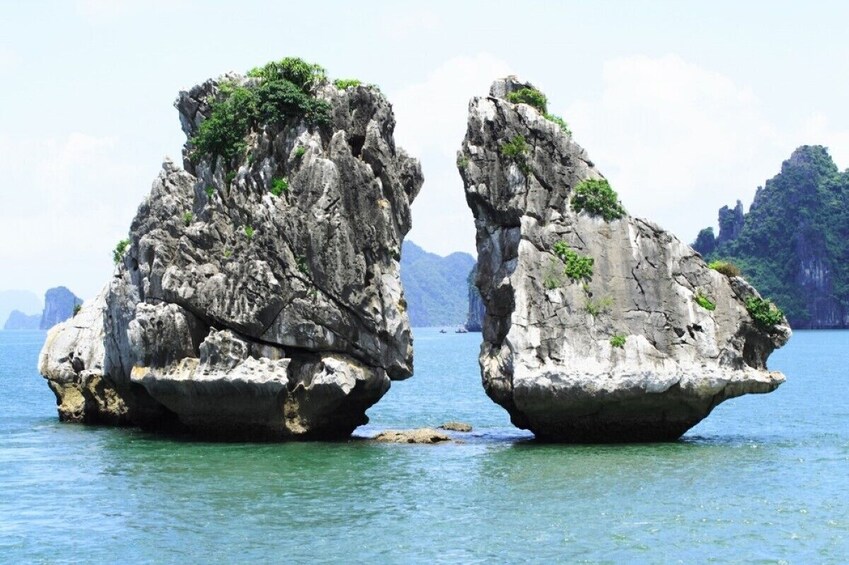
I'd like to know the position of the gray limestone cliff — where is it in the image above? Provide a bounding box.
[39,60,422,439]
[465,265,485,332]
[693,146,849,329]
[458,77,790,442]
[39,287,82,330]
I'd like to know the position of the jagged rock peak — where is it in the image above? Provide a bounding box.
[458,76,790,442]
[40,286,82,330]
[39,57,423,440]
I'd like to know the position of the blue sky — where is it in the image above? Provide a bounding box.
[2,0,849,300]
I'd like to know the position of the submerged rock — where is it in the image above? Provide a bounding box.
[372,428,451,444]
[39,59,422,439]
[439,421,473,432]
[458,77,790,442]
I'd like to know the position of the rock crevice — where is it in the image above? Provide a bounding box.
[40,60,422,439]
[458,77,790,442]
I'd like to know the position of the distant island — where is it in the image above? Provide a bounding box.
[400,241,475,327]
[693,145,849,328]
[2,286,82,330]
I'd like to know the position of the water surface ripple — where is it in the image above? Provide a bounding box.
[1,329,847,562]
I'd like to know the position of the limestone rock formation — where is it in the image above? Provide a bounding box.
[458,77,790,442]
[693,146,849,329]
[39,59,422,439]
[465,265,485,332]
[372,428,451,444]
[4,310,40,330]
[39,287,82,330]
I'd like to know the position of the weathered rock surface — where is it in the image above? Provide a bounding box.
[39,64,422,439]
[39,286,82,330]
[465,264,485,332]
[372,428,451,444]
[458,77,790,442]
[439,421,473,432]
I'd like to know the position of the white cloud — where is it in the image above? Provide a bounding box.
[566,54,797,242]
[391,53,512,257]
[0,133,148,299]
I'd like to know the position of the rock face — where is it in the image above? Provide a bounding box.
[465,265,485,332]
[4,310,40,330]
[458,77,790,442]
[39,60,422,439]
[39,287,82,330]
[693,146,849,329]
[372,428,451,444]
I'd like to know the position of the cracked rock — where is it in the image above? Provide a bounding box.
[39,67,422,439]
[458,77,790,442]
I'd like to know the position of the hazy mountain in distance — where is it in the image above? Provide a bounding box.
[400,241,475,327]
[0,290,42,327]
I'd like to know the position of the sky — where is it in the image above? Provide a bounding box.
[2,0,849,301]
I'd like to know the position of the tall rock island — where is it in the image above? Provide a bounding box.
[39,287,82,330]
[693,146,849,329]
[39,58,422,439]
[458,77,790,442]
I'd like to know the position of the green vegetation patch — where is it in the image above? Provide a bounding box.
[708,260,741,278]
[271,177,289,197]
[507,87,548,114]
[545,113,571,135]
[572,179,626,222]
[192,57,332,167]
[585,296,614,317]
[500,135,531,175]
[333,78,362,89]
[113,239,130,265]
[553,241,594,281]
[182,211,193,226]
[244,225,255,240]
[294,146,306,158]
[204,185,215,199]
[694,290,716,311]
[745,296,784,328]
[610,334,626,348]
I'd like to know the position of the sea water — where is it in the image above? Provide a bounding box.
[1,328,847,563]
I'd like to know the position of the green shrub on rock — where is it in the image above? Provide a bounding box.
[585,296,614,316]
[192,57,332,167]
[113,239,130,265]
[271,177,289,197]
[507,87,548,113]
[708,260,741,278]
[694,290,716,311]
[745,296,784,328]
[553,241,594,281]
[545,113,571,135]
[333,78,362,89]
[501,135,531,175]
[571,179,626,222]
[610,334,626,348]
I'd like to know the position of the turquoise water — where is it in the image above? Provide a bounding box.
[1,329,847,563]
